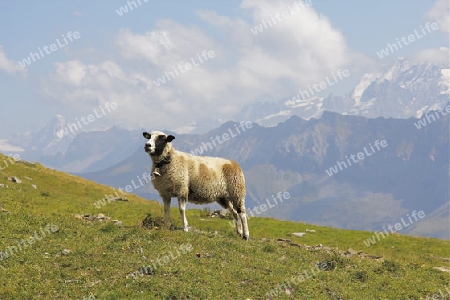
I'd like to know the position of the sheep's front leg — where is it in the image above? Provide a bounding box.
[178,196,189,232]
[163,196,171,229]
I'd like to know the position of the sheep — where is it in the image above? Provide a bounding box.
[143,131,250,240]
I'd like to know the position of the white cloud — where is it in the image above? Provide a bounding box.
[0,140,24,152]
[413,47,450,64]
[0,46,27,75]
[115,20,219,67]
[42,0,369,131]
[42,59,176,128]
[426,0,450,34]
[199,0,354,84]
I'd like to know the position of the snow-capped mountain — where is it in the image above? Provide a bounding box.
[2,115,142,173]
[2,56,448,173]
[234,57,450,127]
[35,114,77,156]
[344,57,449,118]
[6,115,76,161]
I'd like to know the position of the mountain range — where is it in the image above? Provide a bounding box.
[235,56,450,127]
[0,56,448,239]
[81,111,449,239]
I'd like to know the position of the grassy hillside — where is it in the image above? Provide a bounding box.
[0,154,449,299]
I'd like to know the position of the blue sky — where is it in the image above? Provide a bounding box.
[0,0,448,138]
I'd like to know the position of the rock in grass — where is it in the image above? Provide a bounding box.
[346,248,359,255]
[434,267,450,273]
[97,213,106,220]
[9,176,21,184]
[292,232,306,237]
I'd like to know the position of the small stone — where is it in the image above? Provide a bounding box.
[10,176,21,184]
[430,255,450,262]
[113,220,123,226]
[62,249,72,256]
[433,267,450,273]
[219,210,230,217]
[31,184,37,189]
[116,197,129,202]
[347,248,358,255]
[306,229,316,232]
[292,232,306,237]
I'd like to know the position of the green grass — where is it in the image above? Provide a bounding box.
[0,154,449,299]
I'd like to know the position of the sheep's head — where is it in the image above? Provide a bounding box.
[143,131,175,157]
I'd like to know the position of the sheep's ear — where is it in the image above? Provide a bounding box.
[167,135,175,142]
[143,132,151,139]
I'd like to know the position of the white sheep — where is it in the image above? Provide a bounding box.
[143,131,250,240]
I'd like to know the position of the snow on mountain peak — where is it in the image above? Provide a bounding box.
[237,55,449,124]
[351,72,381,105]
[440,69,450,94]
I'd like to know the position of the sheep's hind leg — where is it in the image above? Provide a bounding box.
[163,196,171,229]
[178,196,189,232]
[240,213,249,240]
[222,201,243,237]
[235,216,243,237]
[237,204,249,240]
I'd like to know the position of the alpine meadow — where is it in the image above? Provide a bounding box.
[0,0,449,299]
[0,154,449,299]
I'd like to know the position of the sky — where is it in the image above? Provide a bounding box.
[0,0,448,138]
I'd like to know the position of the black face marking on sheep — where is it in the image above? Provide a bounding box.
[143,132,175,156]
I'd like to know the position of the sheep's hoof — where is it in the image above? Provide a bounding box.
[238,232,249,240]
